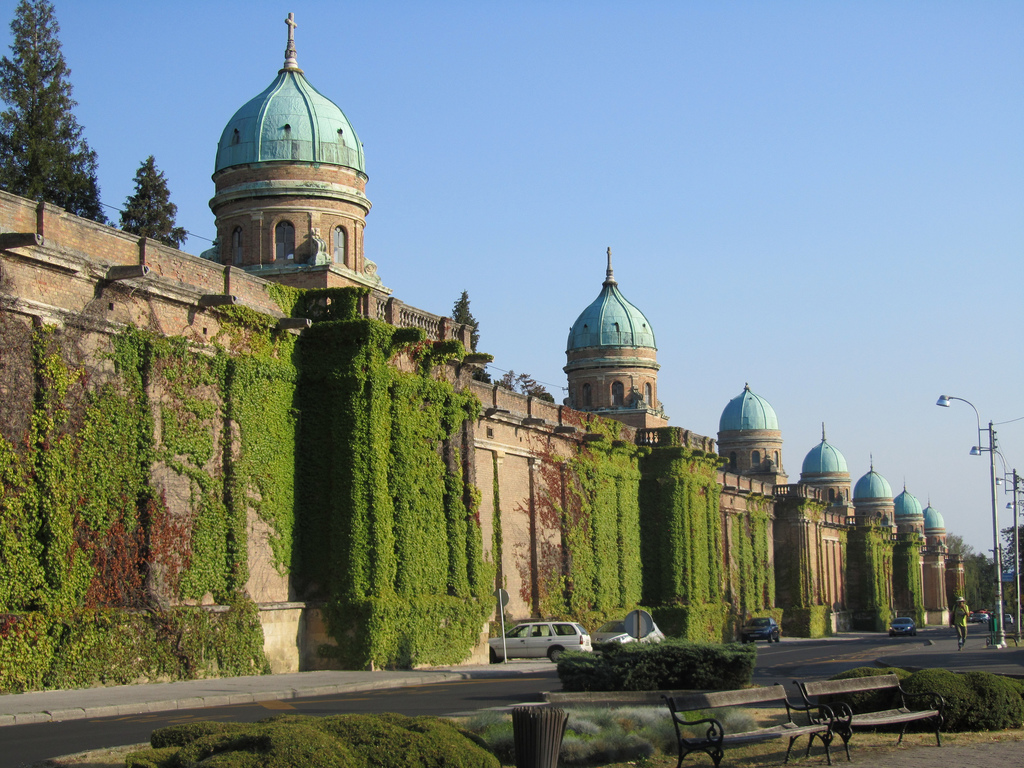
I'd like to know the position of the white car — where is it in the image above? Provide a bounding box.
[593,619,665,644]
[489,621,593,662]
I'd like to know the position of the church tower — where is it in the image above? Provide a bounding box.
[564,250,667,429]
[206,14,386,292]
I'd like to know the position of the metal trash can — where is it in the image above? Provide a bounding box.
[512,706,568,768]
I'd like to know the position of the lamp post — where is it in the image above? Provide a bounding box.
[936,395,1005,647]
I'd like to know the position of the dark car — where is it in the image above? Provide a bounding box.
[889,617,917,637]
[741,617,780,643]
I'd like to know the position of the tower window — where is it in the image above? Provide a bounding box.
[582,383,592,407]
[773,451,779,466]
[828,488,836,501]
[729,452,737,471]
[232,227,243,265]
[275,221,295,261]
[645,383,653,405]
[333,225,347,265]
[751,450,760,467]
[612,381,624,406]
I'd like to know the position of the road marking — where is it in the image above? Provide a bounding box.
[260,700,296,711]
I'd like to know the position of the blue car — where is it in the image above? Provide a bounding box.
[888,617,917,637]
[741,617,781,643]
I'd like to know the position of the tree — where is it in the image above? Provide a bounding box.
[498,370,555,403]
[451,290,480,352]
[120,156,187,248]
[0,0,104,222]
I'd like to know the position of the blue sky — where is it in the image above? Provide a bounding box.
[4,1,1022,556]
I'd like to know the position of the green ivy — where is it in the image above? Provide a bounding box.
[294,313,492,669]
[638,430,729,640]
[846,524,895,631]
[893,533,926,626]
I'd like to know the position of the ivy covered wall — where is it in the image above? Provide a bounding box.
[293,298,493,670]
[523,419,645,628]
[637,428,734,641]
[846,525,895,631]
[0,318,272,692]
[0,282,497,688]
[892,534,925,625]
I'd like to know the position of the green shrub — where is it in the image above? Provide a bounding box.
[124,747,178,768]
[901,668,975,731]
[961,672,1024,730]
[558,640,756,692]
[824,667,910,714]
[144,713,499,768]
[150,721,248,748]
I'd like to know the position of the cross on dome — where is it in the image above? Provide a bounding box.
[283,12,299,70]
[604,246,617,286]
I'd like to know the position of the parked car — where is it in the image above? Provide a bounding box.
[593,618,665,644]
[740,617,780,643]
[888,617,917,637]
[968,611,990,624]
[489,621,592,662]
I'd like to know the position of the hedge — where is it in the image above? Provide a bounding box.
[127,713,499,768]
[557,639,756,692]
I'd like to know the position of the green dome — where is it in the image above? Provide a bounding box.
[894,488,924,520]
[923,504,945,531]
[719,384,779,432]
[567,259,656,351]
[801,427,848,475]
[853,467,893,500]
[215,60,364,174]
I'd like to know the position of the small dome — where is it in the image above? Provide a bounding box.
[923,504,945,531]
[853,467,893,500]
[215,22,364,175]
[894,488,924,520]
[801,426,848,475]
[719,384,779,432]
[567,256,656,351]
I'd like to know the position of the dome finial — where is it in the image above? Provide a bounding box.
[869,453,874,471]
[603,246,617,286]
[283,12,300,71]
[821,422,827,442]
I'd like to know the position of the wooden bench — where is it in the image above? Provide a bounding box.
[664,685,834,768]
[796,673,944,761]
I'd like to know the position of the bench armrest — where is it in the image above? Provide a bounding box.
[898,687,945,714]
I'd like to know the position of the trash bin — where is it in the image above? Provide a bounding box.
[512,706,568,768]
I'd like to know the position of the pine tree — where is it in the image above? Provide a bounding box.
[451,290,480,352]
[120,156,187,248]
[0,0,105,222]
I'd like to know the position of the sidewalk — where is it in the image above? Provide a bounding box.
[0,661,554,727]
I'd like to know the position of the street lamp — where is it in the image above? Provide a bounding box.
[936,394,1005,647]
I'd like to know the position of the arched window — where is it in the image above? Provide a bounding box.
[333,226,347,265]
[729,452,737,471]
[275,221,295,261]
[612,381,624,406]
[751,450,760,467]
[828,489,836,501]
[232,227,243,265]
[645,383,653,405]
[582,383,592,407]
[773,451,780,466]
